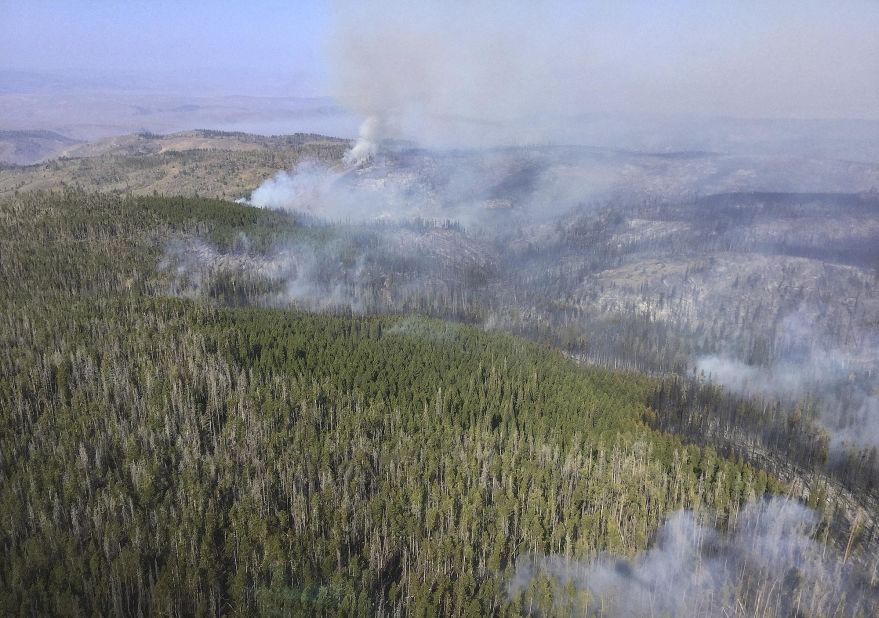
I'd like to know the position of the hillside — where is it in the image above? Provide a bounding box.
[0,131,349,200]
[5,0,879,614]
[3,190,878,615]
[11,191,867,615]
[0,129,82,165]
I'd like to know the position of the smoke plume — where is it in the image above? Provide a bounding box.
[329,1,879,158]
[344,115,383,166]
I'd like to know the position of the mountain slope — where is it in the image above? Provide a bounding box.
[0,191,793,615]
[0,131,349,199]
[0,129,81,165]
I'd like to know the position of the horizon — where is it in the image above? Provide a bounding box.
[3,4,879,616]
[2,2,878,141]
[2,2,879,163]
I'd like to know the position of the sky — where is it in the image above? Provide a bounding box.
[2,1,878,122]
[0,0,332,96]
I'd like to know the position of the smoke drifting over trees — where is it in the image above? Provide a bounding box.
[511,497,878,617]
[3,0,878,614]
[697,349,879,451]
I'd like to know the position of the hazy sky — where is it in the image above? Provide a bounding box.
[2,1,878,121]
[0,0,332,95]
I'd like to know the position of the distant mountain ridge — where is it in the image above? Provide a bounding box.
[0,129,81,165]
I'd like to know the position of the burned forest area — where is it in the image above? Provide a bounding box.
[3,2,879,616]
[2,137,879,616]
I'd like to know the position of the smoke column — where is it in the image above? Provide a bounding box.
[328,0,879,159]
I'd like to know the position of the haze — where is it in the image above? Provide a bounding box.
[2,1,878,147]
[4,2,879,616]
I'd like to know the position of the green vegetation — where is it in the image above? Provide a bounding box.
[1,191,782,615]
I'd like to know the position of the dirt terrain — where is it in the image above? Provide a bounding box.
[0,130,349,199]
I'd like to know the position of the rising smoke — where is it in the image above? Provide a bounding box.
[246,0,879,223]
[187,0,879,530]
[343,116,384,166]
[247,148,624,226]
[329,0,879,158]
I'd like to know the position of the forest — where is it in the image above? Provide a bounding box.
[153,169,879,543]
[2,189,877,615]
[4,0,879,613]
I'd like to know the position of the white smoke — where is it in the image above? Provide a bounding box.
[249,164,334,212]
[344,115,384,166]
[248,160,437,222]
[328,0,879,156]
[510,497,878,617]
[695,353,879,452]
[328,1,591,154]
[246,149,622,226]
[694,352,849,401]
[160,234,371,311]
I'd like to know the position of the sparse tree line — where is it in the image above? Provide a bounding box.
[0,137,348,200]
